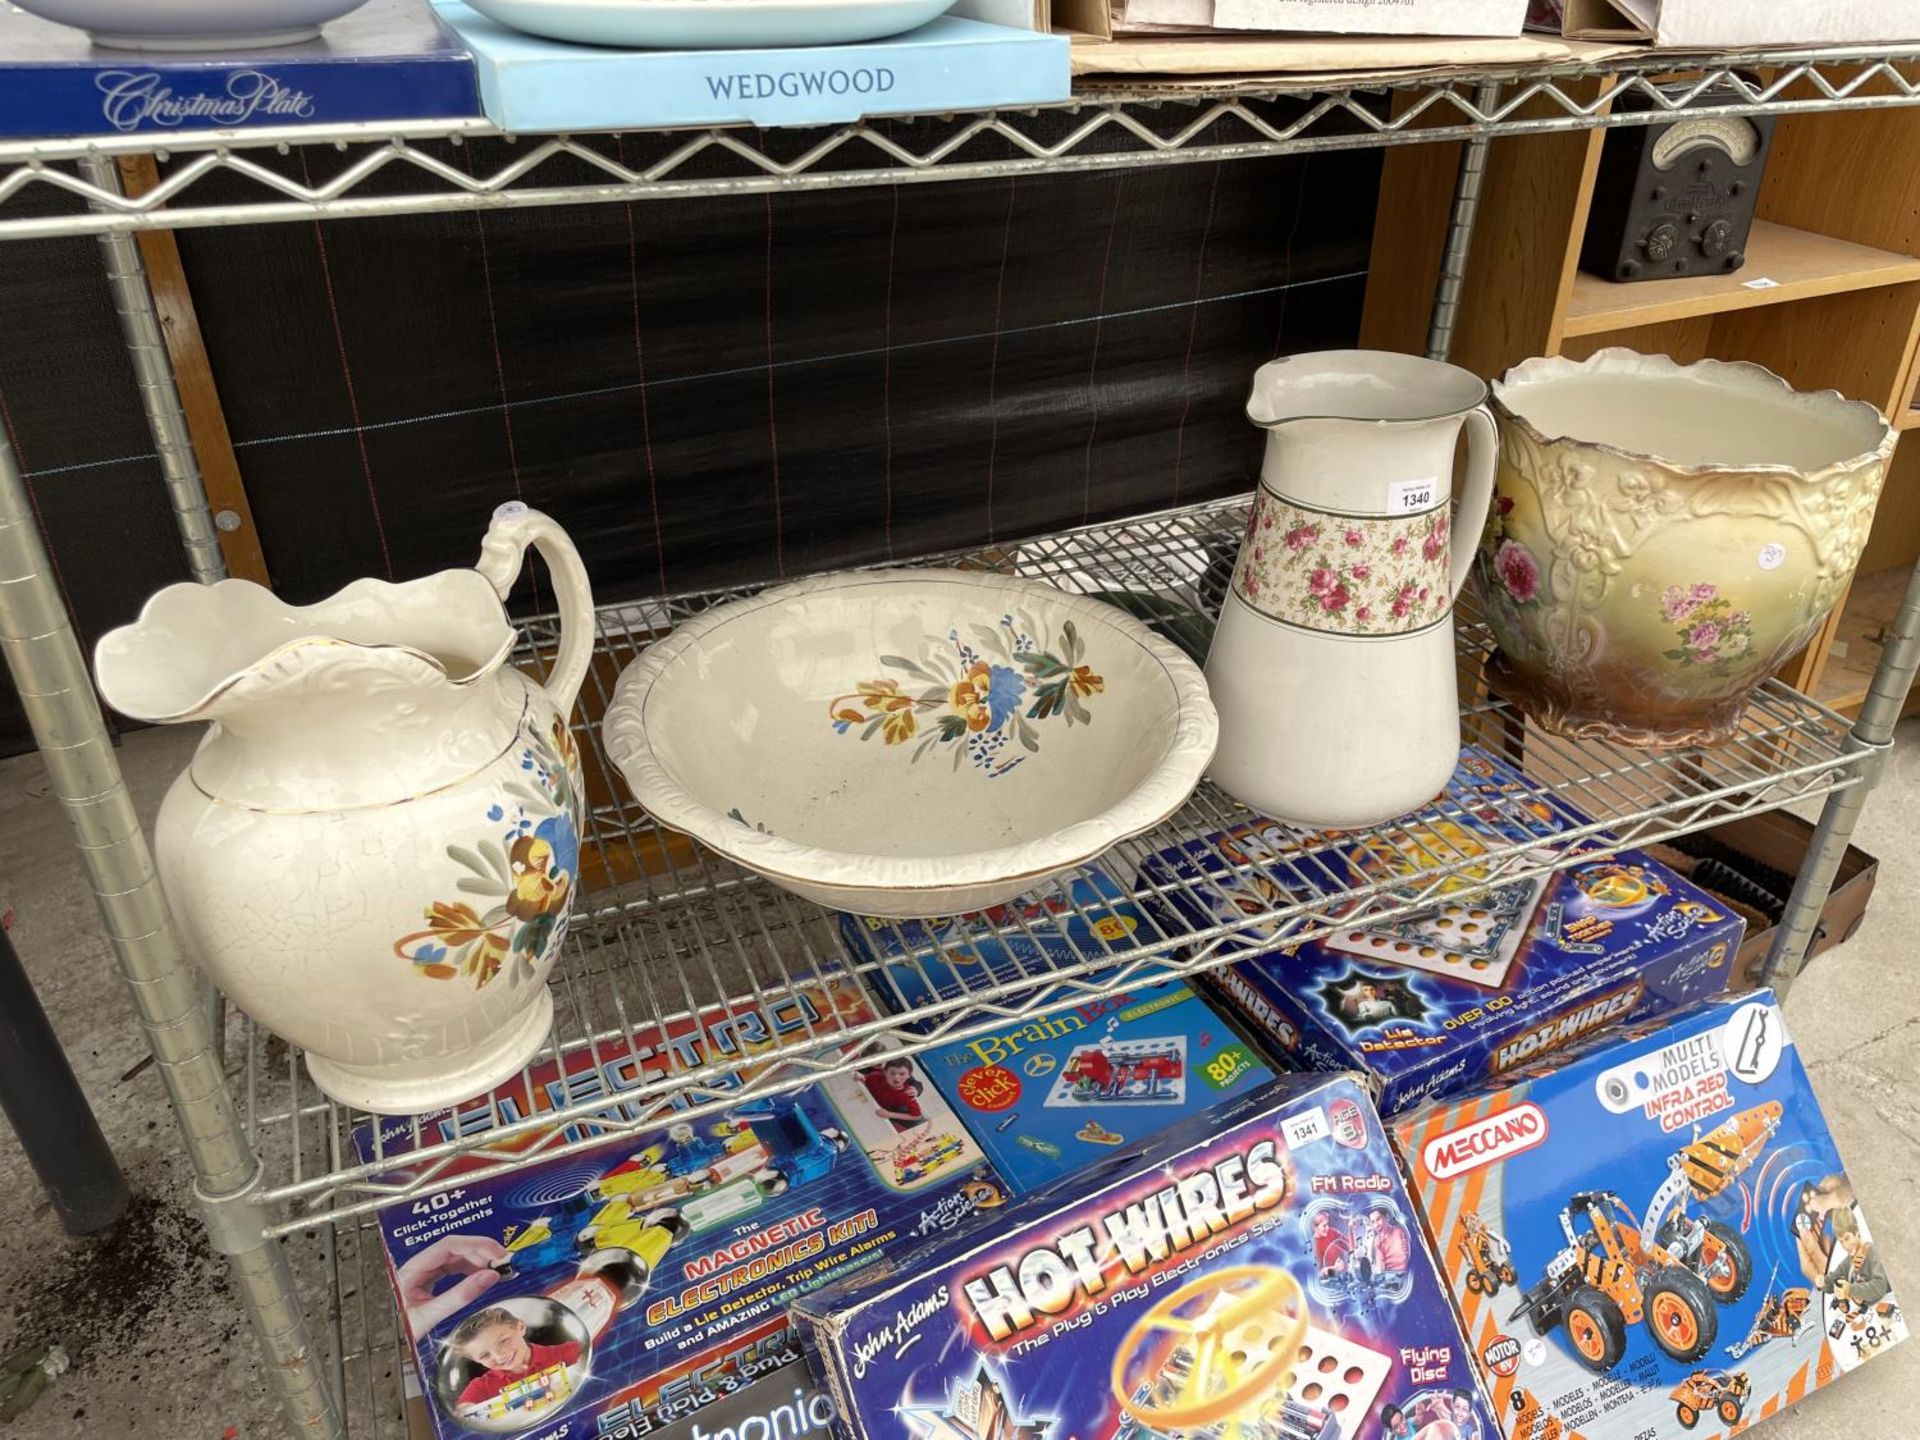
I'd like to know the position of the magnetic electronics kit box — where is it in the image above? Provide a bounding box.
[912,978,1279,1194]
[354,978,1012,1440]
[1394,990,1905,1440]
[1203,848,1743,1114]
[840,863,1167,1022]
[794,1072,1499,1440]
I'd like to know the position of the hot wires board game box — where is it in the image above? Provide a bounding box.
[353,979,1012,1440]
[795,1073,1498,1440]
[912,980,1279,1194]
[1204,849,1742,1114]
[1394,991,1905,1440]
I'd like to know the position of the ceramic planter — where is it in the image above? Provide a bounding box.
[603,570,1217,917]
[1206,350,1496,829]
[1478,350,1894,747]
[93,505,592,1116]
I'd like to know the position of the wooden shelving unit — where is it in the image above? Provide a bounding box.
[1561,219,1920,337]
[1361,66,1920,713]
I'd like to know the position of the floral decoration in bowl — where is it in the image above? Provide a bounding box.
[1478,349,1894,747]
[604,570,1217,917]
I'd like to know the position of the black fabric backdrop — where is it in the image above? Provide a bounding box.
[0,138,1382,754]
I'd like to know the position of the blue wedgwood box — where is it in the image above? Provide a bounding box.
[431,3,1070,132]
[0,0,480,139]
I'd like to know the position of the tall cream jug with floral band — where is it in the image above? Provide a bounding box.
[1207,351,1495,829]
[93,503,591,1116]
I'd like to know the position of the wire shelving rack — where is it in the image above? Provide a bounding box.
[0,39,1918,1440]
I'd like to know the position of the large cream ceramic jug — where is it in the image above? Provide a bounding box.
[1207,352,1494,829]
[94,504,591,1115]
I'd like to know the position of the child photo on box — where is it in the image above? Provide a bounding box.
[434,1295,591,1429]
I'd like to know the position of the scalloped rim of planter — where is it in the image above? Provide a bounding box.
[604,569,1218,899]
[1493,348,1894,480]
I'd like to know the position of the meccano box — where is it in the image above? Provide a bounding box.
[1205,849,1743,1114]
[354,979,1011,1440]
[839,863,1170,1023]
[0,0,478,139]
[1393,991,1906,1440]
[795,1073,1499,1440]
[433,4,1068,132]
[914,979,1278,1193]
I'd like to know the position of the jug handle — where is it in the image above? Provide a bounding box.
[1450,404,1498,600]
[477,502,594,719]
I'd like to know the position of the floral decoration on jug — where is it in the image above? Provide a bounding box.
[1233,489,1453,636]
[394,715,585,989]
[829,612,1103,776]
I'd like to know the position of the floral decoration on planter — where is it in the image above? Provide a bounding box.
[829,613,1103,777]
[393,715,583,989]
[1660,584,1755,671]
[1232,488,1452,636]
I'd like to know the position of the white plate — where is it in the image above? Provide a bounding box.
[466,0,959,50]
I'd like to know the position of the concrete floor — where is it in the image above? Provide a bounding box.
[0,722,1914,1439]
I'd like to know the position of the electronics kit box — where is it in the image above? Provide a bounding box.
[1205,849,1743,1114]
[0,0,479,138]
[795,1072,1499,1440]
[354,978,1013,1440]
[1393,990,1905,1440]
[913,978,1280,1194]
[839,863,1172,1023]
[432,3,1069,132]
[1133,748,1740,1112]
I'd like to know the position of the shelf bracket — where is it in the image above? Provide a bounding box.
[1426,81,1500,363]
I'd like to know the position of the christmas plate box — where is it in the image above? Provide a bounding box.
[839,863,1171,1022]
[1393,990,1906,1440]
[912,978,1279,1194]
[794,1072,1499,1440]
[355,977,1012,1440]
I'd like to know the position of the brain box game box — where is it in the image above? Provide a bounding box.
[1133,749,1740,1112]
[354,977,1012,1440]
[795,1073,1499,1440]
[1394,991,1905,1440]
[912,979,1279,1194]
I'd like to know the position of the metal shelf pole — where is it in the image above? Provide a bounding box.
[1427,81,1500,362]
[77,155,226,586]
[0,427,341,1437]
[1763,558,1920,995]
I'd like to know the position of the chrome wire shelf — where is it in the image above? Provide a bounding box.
[240,495,1864,1246]
[3,43,1920,238]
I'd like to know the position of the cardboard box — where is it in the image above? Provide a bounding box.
[1558,0,1920,45]
[433,4,1068,131]
[1201,848,1744,1113]
[1393,991,1907,1440]
[1660,813,1878,988]
[354,980,1012,1440]
[1060,0,1526,41]
[912,979,1280,1193]
[839,863,1170,1023]
[796,1074,1499,1440]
